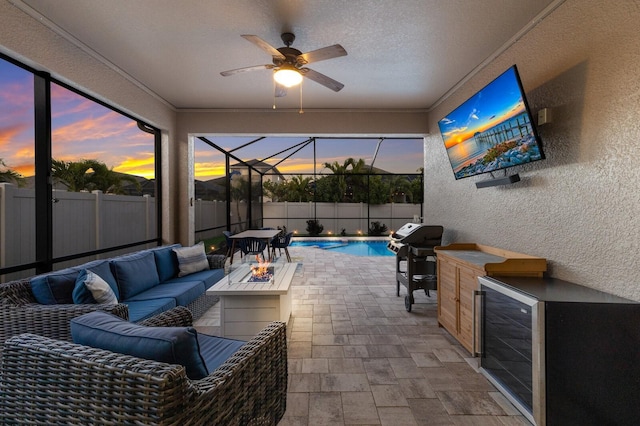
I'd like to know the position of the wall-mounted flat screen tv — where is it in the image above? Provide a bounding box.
[437,65,545,180]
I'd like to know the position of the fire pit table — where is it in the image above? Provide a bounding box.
[206,258,298,340]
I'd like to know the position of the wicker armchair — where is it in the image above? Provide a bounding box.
[0,278,129,358]
[0,306,288,425]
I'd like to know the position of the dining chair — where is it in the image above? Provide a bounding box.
[238,237,267,260]
[271,232,293,262]
[222,231,241,260]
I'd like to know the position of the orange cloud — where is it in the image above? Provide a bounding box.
[195,162,226,180]
[114,155,155,179]
[276,161,316,174]
[52,111,131,145]
[0,124,29,149]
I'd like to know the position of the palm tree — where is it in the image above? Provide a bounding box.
[322,160,349,201]
[322,158,367,202]
[85,160,139,194]
[386,174,412,203]
[287,175,312,202]
[262,179,288,202]
[51,159,139,193]
[230,173,249,228]
[0,159,26,186]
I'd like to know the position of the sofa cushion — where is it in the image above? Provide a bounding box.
[173,242,209,277]
[74,260,120,300]
[70,311,208,380]
[72,270,119,304]
[153,244,181,282]
[124,281,205,307]
[125,298,176,323]
[111,251,160,300]
[164,268,224,290]
[198,333,246,372]
[30,268,79,305]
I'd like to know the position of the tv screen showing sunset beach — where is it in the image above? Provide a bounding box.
[437,66,544,180]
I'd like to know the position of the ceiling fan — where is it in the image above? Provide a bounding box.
[220,32,347,97]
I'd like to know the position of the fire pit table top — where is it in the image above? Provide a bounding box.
[207,261,298,296]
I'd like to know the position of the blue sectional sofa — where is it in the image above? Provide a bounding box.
[0,243,225,351]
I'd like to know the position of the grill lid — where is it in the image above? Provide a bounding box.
[390,223,443,247]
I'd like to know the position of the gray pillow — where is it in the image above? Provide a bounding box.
[82,270,118,304]
[173,242,209,277]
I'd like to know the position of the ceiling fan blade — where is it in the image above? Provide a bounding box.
[220,64,274,76]
[300,68,345,92]
[275,83,288,98]
[297,44,347,65]
[241,35,286,59]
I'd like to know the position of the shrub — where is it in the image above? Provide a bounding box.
[368,221,388,236]
[306,220,324,236]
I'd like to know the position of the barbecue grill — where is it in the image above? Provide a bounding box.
[387,223,443,311]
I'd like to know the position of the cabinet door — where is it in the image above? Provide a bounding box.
[437,256,458,334]
[458,265,480,352]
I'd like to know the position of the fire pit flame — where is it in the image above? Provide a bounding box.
[249,255,274,283]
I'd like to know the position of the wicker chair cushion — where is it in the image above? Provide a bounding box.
[152,244,181,282]
[126,297,176,323]
[198,333,246,372]
[173,242,209,277]
[71,261,120,303]
[71,310,208,379]
[124,281,205,307]
[110,251,160,300]
[163,268,225,290]
[30,268,79,305]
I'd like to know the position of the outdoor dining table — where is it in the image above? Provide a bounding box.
[228,229,281,264]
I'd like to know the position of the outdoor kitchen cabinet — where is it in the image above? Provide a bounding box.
[434,243,546,354]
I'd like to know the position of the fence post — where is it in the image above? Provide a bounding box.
[284,201,288,231]
[144,194,151,240]
[92,190,103,252]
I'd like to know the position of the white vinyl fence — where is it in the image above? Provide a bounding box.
[262,201,421,234]
[1,182,421,277]
[0,183,156,277]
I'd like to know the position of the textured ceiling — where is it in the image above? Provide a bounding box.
[15,0,557,110]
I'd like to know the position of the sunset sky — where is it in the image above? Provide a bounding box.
[1,58,422,182]
[437,66,527,150]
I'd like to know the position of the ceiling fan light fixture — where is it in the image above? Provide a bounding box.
[274,67,303,87]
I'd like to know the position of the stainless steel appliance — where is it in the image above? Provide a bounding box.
[478,275,640,425]
[387,224,443,311]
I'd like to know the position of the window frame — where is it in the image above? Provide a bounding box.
[0,52,162,276]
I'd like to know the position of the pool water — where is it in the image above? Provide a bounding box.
[290,240,394,256]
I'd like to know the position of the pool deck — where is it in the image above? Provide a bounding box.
[195,245,527,425]
[291,236,391,242]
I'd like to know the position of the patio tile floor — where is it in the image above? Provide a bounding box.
[194,246,530,425]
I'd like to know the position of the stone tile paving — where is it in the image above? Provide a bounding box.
[196,245,530,425]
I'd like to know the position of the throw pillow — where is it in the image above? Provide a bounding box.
[73,270,119,304]
[30,269,79,305]
[173,242,209,277]
[70,311,209,380]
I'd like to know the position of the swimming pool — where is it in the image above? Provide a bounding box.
[289,239,393,256]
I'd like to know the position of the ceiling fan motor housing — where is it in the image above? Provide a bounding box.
[274,46,305,67]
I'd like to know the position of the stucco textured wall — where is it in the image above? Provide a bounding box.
[424,0,640,300]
